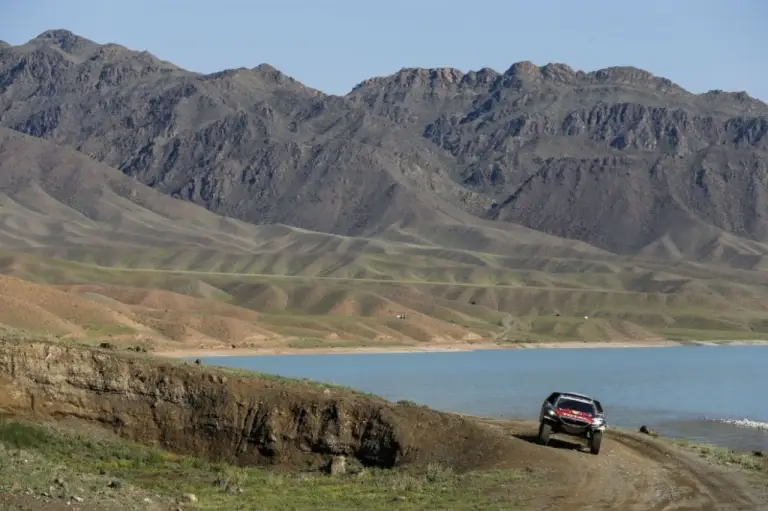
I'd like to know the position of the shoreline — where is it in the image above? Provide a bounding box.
[150,338,768,359]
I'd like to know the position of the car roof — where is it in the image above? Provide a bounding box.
[556,391,596,401]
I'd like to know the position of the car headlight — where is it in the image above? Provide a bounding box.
[547,408,556,415]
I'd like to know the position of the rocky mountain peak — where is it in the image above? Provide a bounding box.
[461,67,500,87]
[539,63,577,82]
[247,63,324,96]
[703,89,767,111]
[504,60,542,78]
[34,28,82,42]
[351,66,467,93]
[251,63,294,84]
[583,65,682,92]
[31,29,99,57]
[498,61,684,94]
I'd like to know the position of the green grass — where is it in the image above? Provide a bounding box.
[660,328,768,342]
[283,337,405,350]
[0,419,530,510]
[0,326,58,341]
[671,439,767,474]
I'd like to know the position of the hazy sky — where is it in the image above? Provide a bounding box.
[2,0,766,99]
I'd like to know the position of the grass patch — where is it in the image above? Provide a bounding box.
[671,439,767,474]
[0,418,530,510]
[286,337,369,350]
[284,336,407,350]
[0,327,60,342]
[82,323,137,336]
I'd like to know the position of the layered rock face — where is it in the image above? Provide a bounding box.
[0,341,514,470]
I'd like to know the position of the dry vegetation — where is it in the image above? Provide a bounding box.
[671,439,767,474]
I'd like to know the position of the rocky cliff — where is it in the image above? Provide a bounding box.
[0,340,516,471]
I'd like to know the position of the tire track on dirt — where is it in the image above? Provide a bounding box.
[608,430,762,511]
[473,418,764,511]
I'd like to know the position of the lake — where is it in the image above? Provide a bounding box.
[195,345,768,453]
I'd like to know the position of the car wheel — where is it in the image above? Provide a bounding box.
[538,422,552,446]
[589,431,602,455]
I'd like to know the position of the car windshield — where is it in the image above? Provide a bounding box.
[556,398,595,415]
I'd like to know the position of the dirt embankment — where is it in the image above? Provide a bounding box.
[0,340,520,472]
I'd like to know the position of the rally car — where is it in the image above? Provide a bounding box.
[537,391,606,455]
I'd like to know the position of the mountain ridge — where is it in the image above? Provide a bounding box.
[19,28,765,102]
[2,29,768,262]
[0,125,608,262]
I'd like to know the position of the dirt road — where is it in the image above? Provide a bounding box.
[480,418,765,510]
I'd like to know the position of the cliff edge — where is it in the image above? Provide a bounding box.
[0,340,522,472]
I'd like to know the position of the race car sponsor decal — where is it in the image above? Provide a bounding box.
[555,408,593,423]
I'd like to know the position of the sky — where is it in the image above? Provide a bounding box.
[2,0,767,99]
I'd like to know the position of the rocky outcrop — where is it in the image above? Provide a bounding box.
[0,340,513,471]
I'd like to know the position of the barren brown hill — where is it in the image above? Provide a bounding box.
[0,264,516,350]
[2,30,768,261]
[0,273,275,347]
[0,274,144,338]
[0,125,339,253]
[4,246,768,346]
[0,267,516,350]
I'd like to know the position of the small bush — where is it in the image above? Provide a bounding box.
[0,419,52,450]
[425,463,455,483]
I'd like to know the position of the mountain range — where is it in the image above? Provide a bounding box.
[1,29,768,346]
[4,29,768,258]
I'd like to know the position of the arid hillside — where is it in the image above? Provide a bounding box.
[1,128,768,345]
[4,247,768,349]
[0,126,767,345]
[0,125,601,261]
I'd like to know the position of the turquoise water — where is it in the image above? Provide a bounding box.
[196,345,768,452]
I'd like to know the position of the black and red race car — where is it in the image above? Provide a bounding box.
[537,391,606,455]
